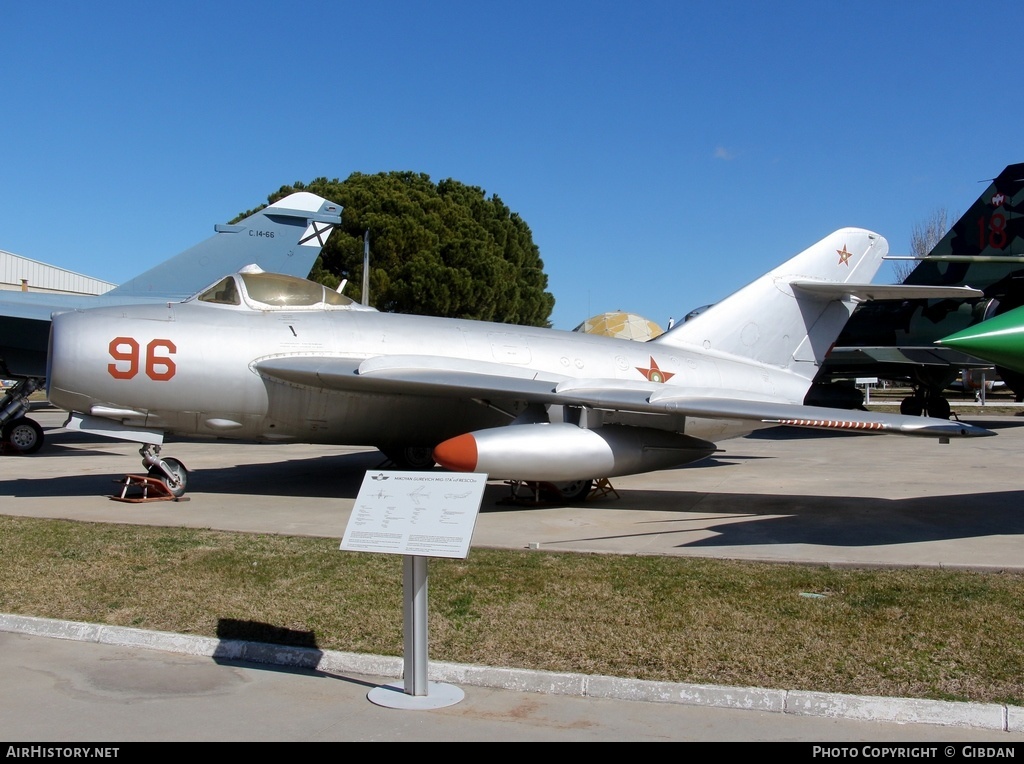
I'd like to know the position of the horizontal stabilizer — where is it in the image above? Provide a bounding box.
[791,282,983,301]
[885,255,1024,263]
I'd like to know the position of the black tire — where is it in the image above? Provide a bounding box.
[926,397,951,420]
[899,396,923,417]
[541,479,594,504]
[2,417,44,454]
[380,446,436,471]
[149,457,188,497]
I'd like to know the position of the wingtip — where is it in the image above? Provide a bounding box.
[902,420,996,438]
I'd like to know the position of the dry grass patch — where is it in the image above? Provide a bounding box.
[1,516,1022,705]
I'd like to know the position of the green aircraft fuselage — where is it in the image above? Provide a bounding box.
[938,306,1024,375]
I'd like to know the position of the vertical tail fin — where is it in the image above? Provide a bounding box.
[652,228,888,380]
[107,192,342,299]
[903,162,1024,288]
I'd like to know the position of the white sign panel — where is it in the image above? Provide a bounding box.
[341,471,488,559]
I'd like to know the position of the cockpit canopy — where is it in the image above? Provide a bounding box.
[191,265,374,312]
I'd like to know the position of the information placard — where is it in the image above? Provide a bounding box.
[341,471,488,559]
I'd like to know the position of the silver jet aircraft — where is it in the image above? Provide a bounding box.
[46,227,992,499]
[0,192,341,453]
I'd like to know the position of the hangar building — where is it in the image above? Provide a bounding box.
[1,249,115,296]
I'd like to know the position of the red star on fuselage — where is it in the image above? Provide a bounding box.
[837,245,852,266]
[636,356,674,383]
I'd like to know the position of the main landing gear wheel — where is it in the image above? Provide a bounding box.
[899,390,951,420]
[147,457,188,498]
[926,397,951,420]
[541,479,594,504]
[899,397,922,416]
[381,446,437,471]
[2,417,44,454]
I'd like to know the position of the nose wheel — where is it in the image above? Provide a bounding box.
[140,445,189,497]
[148,457,188,497]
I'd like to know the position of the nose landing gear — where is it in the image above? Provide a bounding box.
[140,444,188,497]
[110,445,190,503]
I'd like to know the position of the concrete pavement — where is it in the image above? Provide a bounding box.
[6,408,1024,569]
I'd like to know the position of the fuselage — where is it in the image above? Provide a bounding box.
[47,272,812,452]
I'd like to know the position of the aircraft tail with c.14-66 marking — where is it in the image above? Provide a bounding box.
[0,192,342,455]
[107,192,341,299]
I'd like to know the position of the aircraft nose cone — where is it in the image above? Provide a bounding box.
[433,433,479,473]
[938,308,1024,372]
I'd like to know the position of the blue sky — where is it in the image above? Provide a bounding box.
[2,1,1022,330]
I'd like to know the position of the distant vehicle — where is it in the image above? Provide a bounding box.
[46,228,990,501]
[0,192,341,454]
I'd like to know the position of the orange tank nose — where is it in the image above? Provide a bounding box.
[432,433,479,472]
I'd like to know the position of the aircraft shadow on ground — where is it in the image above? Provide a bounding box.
[539,486,1024,551]
[0,451,384,500]
[6,433,1024,554]
[0,431,758,500]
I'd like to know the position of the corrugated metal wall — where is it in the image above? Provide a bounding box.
[0,250,115,295]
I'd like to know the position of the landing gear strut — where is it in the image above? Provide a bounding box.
[541,479,594,503]
[500,479,596,505]
[140,444,189,497]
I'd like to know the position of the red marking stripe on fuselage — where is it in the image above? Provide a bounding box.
[774,419,885,430]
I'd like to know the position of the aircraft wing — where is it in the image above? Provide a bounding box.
[255,354,994,438]
[0,297,78,378]
[255,355,572,400]
[552,381,993,437]
[0,293,85,323]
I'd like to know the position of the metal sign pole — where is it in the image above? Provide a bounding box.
[404,555,428,696]
[344,470,487,710]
